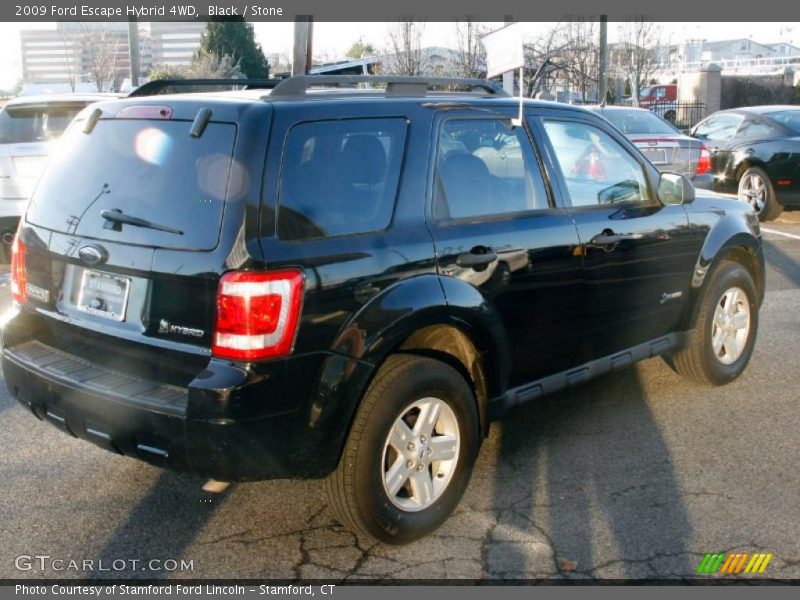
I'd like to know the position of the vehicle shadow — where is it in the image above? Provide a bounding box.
[490,364,694,580]
[86,472,229,580]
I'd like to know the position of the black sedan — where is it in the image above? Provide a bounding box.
[690,106,800,221]
[588,105,714,190]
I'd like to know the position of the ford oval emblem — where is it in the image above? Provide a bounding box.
[78,244,107,265]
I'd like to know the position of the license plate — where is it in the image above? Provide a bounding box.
[642,148,668,164]
[76,270,131,322]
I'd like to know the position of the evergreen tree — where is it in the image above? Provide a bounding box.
[200,19,269,79]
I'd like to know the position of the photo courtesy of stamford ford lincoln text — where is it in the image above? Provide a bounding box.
[0,0,799,595]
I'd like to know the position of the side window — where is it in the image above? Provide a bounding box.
[278,118,407,241]
[542,120,651,207]
[433,118,549,221]
[693,114,743,141]
[738,120,775,138]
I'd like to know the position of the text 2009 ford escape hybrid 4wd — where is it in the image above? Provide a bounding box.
[1,76,764,544]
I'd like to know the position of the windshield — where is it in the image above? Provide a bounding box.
[26,118,237,251]
[765,110,800,135]
[0,103,87,144]
[601,109,678,135]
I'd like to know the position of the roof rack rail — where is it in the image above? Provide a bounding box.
[267,75,508,98]
[128,78,281,97]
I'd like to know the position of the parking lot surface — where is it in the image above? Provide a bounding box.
[1,211,799,581]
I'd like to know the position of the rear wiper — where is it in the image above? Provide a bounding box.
[101,209,184,235]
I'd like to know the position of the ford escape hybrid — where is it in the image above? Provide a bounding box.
[1,76,764,544]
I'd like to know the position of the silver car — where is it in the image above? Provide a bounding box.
[0,94,114,259]
[588,105,714,191]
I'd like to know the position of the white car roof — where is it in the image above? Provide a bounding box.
[4,93,121,107]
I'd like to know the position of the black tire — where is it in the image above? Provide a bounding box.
[738,166,783,222]
[326,354,480,545]
[672,260,758,386]
[664,110,676,124]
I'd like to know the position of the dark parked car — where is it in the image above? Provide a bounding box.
[691,106,800,221]
[589,105,714,190]
[1,76,764,544]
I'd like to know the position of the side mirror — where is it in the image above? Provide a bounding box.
[658,172,695,205]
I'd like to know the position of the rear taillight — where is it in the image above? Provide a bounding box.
[212,269,304,361]
[10,236,27,305]
[697,145,712,175]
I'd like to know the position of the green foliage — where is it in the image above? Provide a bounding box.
[148,52,244,81]
[345,38,376,59]
[200,19,270,79]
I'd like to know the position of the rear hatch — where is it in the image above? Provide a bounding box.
[16,99,269,385]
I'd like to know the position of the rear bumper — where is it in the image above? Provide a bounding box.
[776,189,800,208]
[1,322,374,481]
[691,173,714,191]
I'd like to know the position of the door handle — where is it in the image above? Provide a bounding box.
[589,232,643,246]
[456,247,497,269]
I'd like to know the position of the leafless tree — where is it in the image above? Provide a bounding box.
[80,24,122,92]
[58,31,80,92]
[385,20,428,76]
[453,19,487,78]
[556,19,600,102]
[614,18,663,98]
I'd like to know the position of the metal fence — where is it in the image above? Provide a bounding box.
[620,100,707,130]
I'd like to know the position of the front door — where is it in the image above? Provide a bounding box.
[536,114,697,362]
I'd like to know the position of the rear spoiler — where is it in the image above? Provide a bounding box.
[128,79,281,97]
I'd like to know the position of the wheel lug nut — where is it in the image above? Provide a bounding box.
[406,459,413,469]
[416,463,424,471]
[407,442,415,451]
[420,435,426,443]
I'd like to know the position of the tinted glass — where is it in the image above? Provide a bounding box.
[543,120,651,207]
[26,118,237,251]
[278,118,407,241]
[0,103,87,144]
[600,109,677,135]
[738,120,777,138]
[765,110,800,134]
[693,114,743,141]
[433,119,549,221]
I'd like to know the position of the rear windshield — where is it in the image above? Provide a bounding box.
[26,118,236,251]
[765,110,800,134]
[0,103,87,144]
[601,109,678,135]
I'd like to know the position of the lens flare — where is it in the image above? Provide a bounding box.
[134,127,172,165]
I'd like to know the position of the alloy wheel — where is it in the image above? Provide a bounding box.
[381,397,460,512]
[711,286,751,365]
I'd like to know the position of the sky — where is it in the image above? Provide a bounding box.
[0,21,797,88]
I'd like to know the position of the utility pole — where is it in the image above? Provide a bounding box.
[292,16,314,76]
[502,15,514,95]
[598,15,608,103]
[128,20,140,88]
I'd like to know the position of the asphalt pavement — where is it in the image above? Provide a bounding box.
[1,210,799,582]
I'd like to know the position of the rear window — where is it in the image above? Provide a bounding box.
[26,118,237,251]
[0,103,87,144]
[601,109,678,135]
[278,118,407,241]
[765,110,800,134]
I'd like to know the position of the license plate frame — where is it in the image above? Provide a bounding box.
[76,269,131,323]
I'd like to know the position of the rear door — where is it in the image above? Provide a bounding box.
[428,107,584,388]
[534,111,697,362]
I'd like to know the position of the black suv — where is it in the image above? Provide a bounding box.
[1,76,764,544]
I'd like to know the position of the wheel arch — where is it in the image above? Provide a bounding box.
[678,215,764,332]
